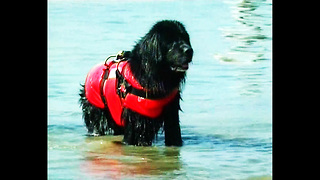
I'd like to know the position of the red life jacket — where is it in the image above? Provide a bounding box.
[84,59,178,127]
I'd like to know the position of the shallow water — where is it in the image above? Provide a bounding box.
[48,0,272,179]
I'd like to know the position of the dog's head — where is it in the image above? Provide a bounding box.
[133,20,193,74]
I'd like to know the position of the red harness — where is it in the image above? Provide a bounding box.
[84,59,178,127]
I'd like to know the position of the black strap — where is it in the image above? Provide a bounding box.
[113,58,173,100]
[116,68,129,99]
[100,66,110,106]
[116,70,170,100]
[99,51,131,107]
[130,87,169,99]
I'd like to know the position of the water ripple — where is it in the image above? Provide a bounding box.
[180,128,271,153]
[217,0,272,64]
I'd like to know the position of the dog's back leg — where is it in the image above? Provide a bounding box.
[79,84,124,136]
[79,84,106,136]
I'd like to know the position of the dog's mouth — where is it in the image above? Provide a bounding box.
[170,64,189,72]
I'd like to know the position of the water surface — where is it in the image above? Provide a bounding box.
[48,0,272,179]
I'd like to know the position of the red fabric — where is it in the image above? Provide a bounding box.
[84,63,107,109]
[84,60,178,127]
[123,89,178,118]
[103,62,126,126]
[122,63,144,90]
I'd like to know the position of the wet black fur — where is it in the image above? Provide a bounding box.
[79,20,193,146]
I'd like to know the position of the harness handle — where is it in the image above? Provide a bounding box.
[104,50,130,66]
[104,55,116,65]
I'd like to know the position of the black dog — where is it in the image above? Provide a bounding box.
[79,20,193,146]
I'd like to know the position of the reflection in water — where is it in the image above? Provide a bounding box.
[81,136,182,179]
[235,65,270,96]
[214,0,272,96]
[216,0,272,63]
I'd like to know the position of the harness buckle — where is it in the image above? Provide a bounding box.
[116,68,132,99]
[116,50,125,59]
[112,50,126,63]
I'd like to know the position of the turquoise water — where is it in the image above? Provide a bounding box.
[48,0,272,179]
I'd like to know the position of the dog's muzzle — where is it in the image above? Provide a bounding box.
[170,64,189,72]
[170,45,193,72]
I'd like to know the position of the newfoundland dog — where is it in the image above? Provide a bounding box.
[79,20,193,146]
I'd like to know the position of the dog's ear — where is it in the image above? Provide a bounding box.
[139,33,162,63]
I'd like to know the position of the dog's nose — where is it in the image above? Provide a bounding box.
[181,44,193,59]
[184,47,193,58]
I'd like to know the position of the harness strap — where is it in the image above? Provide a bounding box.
[100,50,129,107]
[99,66,110,106]
[130,87,173,99]
[95,51,178,122]
[116,64,177,100]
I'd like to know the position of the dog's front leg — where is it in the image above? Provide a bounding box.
[163,95,183,146]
